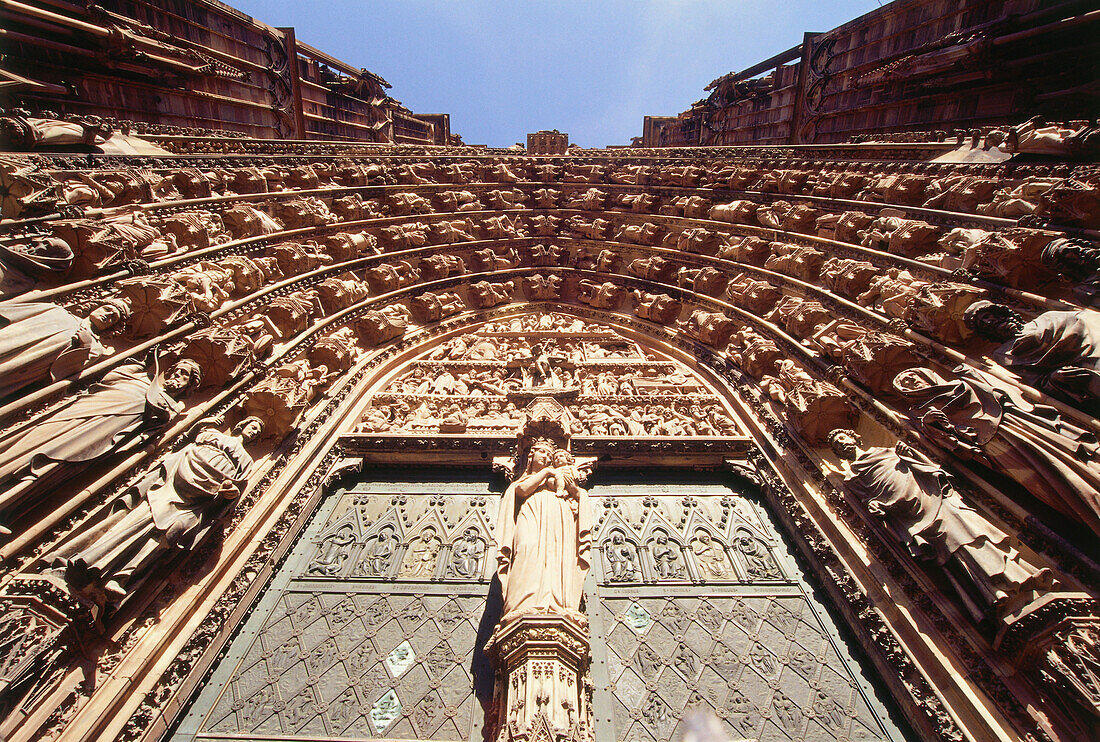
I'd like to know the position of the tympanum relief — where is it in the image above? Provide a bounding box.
[356,312,740,438]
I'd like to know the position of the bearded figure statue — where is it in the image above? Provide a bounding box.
[44,417,262,603]
[829,429,1055,622]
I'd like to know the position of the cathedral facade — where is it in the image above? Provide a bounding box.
[0,3,1099,742]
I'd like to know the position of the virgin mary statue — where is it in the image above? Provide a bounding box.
[495,441,591,621]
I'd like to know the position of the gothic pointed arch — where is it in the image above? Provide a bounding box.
[0,134,1095,742]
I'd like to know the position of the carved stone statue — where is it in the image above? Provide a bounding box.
[315,274,368,313]
[0,114,109,150]
[576,279,625,310]
[1040,237,1100,305]
[632,290,682,325]
[649,529,684,579]
[401,526,442,578]
[357,524,399,576]
[44,417,261,602]
[690,529,731,579]
[764,242,826,281]
[903,281,984,344]
[677,266,729,297]
[0,236,73,297]
[614,222,663,246]
[708,200,759,224]
[467,280,515,309]
[676,227,725,255]
[495,441,592,623]
[894,366,1100,536]
[725,273,781,314]
[964,300,1100,412]
[0,302,108,398]
[524,342,568,389]
[734,530,780,579]
[409,291,464,323]
[449,526,486,578]
[681,310,736,348]
[761,359,856,444]
[604,531,638,581]
[828,430,1055,621]
[307,525,355,576]
[353,304,410,346]
[418,254,466,281]
[0,360,201,529]
[728,326,782,378]
[811,322,919,395]
[365,260,419,294]
[820,257,879,300]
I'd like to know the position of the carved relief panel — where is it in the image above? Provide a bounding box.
[586,475,907,742]
[357,312,741,438]
[171,477,499,742]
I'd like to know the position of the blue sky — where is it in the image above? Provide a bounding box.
[231,1,883,147]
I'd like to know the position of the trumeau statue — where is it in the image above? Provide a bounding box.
[828,429,1054,622]
[894,366,1100,536]
[964,300,1100,412]
[0,359,201,530]
[495,440,592,624]
[44,417,262,603]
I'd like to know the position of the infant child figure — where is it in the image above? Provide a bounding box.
[551,448,590,516]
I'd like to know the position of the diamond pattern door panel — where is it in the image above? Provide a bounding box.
[171,477,499,742]
[585,476,909,742]
[172,472,910,742]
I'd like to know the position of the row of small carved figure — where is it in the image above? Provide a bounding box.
[847,117,1099,157]
[6,188,1084,314]
[307,516,779,585]
[0,109,252,143]
[6,160,1095,314]
[357,398,735,437]
[10,162,1095,309]
[4,192,1092,402]
[9,152,1096,226]
[8,191,1094,326]
[2,228,1089,445]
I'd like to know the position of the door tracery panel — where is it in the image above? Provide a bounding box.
[170,477,500,742]
[585,475,909,742]
[170,471,910,742]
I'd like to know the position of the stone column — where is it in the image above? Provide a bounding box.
[485,611,592,742]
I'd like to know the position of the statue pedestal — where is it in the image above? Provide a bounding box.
[0,575,93,720]
[996,592,1100,726]
[485,611,592,742]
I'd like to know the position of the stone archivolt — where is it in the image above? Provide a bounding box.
[0,134,1096,742]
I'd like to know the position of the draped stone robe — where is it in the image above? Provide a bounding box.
[47,428,253,595]
[496,461,592,621]
[993,309,1100,412]
[897,365,1100,537]
[0,302,105,399]
[0,363,182,515]
[846,443,1053,622]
